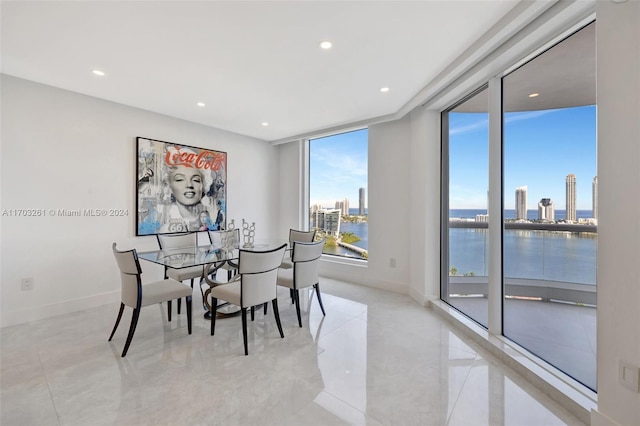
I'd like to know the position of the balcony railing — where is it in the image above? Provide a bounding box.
[448,221,597,305]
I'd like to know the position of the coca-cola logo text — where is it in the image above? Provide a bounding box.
[165,146,225,171]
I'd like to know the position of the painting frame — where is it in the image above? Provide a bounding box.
[136,137,227,236]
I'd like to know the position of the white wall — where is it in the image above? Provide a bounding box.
[277,140,304,233]
[0,75,279,327]
[592,1,640,425]
[281,116,413,294]
[409,108,441,304]
[276,109,440,301]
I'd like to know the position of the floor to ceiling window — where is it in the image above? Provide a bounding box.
[502,22,597,391]
[441,22,596,391]
[309,129,368,260]
[442,86,489,328]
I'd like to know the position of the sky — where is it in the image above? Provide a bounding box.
[309,128,368,209]
[309,105,596,212]
[449,105,597,210]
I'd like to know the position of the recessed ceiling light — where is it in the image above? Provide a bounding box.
[528,93,540,98]
[92,69,105,76]
[262,122,269,126]
[380,87,390,93]
[197,102,206,107]
[320,41,332,50]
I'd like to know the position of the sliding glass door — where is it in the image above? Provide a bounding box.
[502,22,597,391]
[442,86,489,328]
[441,22,597,391]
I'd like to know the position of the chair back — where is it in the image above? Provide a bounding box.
[289,229,316,247]
[156,232,197,250]
[292,239,325,289]
[112,243,142,307]
[238,244,287,307]
[209,229,240,247]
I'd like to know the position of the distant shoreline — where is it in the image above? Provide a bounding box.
[450,221,596,233]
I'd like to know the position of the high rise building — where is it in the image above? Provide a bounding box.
[566,174,577,222]
[335,198,349,216]
[314,209,341,236]
[592,176,598,219]
[538,198,555,221]
[359,187,365,215]
[515,186,527,220]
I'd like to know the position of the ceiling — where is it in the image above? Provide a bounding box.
[1,1,529,142]
[454,21,595,113]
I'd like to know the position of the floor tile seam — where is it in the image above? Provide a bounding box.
[313,385,385,425]
[39,348,63,426]
[442,359,475,426]
[314,315,366,346]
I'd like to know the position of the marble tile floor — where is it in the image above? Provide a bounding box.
[1,279,586,426]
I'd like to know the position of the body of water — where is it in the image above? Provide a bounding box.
[449,209,597,285]
[320,209,597,284]
[348,208,368,215]
[321,221,368,258]
[449,227,597,284]
[451,209,594,221]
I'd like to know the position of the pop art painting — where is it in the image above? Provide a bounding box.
[136,137,227,235]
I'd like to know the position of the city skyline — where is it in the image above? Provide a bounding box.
[449,105,597,210]
[309,128,368,209]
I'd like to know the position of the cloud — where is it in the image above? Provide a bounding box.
[449,118,488,135]
[504,109,558,123]
[449,109,560,136]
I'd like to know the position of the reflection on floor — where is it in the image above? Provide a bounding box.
[1,279,586,425]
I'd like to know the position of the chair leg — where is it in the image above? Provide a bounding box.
[186,296,192,335]
[210,297,218,335]
[167,300,172,322]
[272,299,284,338]
[263,302,268,315]
[108,303,125,341]
[251,306,255,321]
[290,288,294,304]
[241,308,249,356]
[121,307,140,357]
[314,283,326,316]
[177,278,194,315]
[294,289,302,327]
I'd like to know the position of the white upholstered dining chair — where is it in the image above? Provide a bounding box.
[209,243,287,355]
[276,239,326,327]
[280,229,317,269]
[208,228,241,280]
[109,243,193,357]
[156,232,204,314]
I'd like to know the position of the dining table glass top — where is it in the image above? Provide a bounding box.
[137,240,288,269]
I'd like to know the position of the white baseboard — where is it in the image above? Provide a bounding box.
[1,290,120,328]
[591,409,623,426]
[408,286,429,306]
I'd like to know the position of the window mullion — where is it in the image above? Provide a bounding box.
[487,76,503,336]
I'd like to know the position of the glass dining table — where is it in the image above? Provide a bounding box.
[137,240,288,318]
